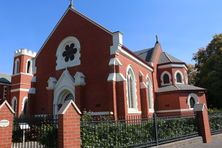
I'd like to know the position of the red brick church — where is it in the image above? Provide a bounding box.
[0,5,207,119]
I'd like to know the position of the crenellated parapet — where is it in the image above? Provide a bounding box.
[14,48,36,58]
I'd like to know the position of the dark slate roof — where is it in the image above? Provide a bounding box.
[158,52,183,64]
[134,48,154,62]
[157,84,205,93]
[0,73,11,84]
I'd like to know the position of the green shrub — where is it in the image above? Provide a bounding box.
[38,124,58,148]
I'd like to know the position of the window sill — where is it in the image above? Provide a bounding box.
[128,109,142,114]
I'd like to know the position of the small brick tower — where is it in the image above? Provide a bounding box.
[10,48,36,117]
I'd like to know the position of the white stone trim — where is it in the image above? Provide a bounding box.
[31,76,36,82]
[74,72,86,86]
[29,88,36,94]
[21,96,28,112]
[11,88,29,93]
[15,48,36,57]
[11,97,17,113]
[110,32,153,72]
[26,59,32,74]
[126,66,138,112]
[56,36,81,70]
[128,109,142,114]
[108,57,122,66]
[174,70,184,84]
[14,58,20,74]
[156,108,193,113]
[187,93,199,109]
[119,48,153,71]
[12,72,33,77]
[146,75,154,111]
[0,100,15,114]
[88,111,114,116]
[53,69,75,115]
[140,82,147,89]
[47,77,57,90]
[58,100,81,115]
[107,73,126,82]
[160,71,172,86]
[158,64,188,71]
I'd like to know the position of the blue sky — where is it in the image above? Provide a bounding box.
[0,0,222,74]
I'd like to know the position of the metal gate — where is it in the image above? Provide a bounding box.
[12,115,58,148]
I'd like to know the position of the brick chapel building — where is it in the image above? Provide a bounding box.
[2,5,207,119]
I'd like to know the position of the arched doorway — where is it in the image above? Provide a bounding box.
[54,89,75,115]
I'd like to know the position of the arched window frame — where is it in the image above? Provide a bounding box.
[174,70,184,84]
[14,58,20,74]
[161,71,172,86]
[22,97,28,114]
[11,97,17,113]
[146,75,154,112]
[187,93,199,109]
[26,59,32,74]
[126,66,138,113]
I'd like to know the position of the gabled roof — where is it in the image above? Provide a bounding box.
[157,84,205,93]
[134,48,154,62]
[36,7,112,58]
[0,73,11,84]
[158,52,184,65]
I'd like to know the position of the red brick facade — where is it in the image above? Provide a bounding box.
[0,6,207,119]
[0,101,14,148]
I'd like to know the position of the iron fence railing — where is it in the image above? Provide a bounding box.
[209,112,222,135]
[81,114,199,148]
[12,115,58,148]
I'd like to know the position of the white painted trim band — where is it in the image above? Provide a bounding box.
[11,88,29,93]
[88,111,114,116]
[156,108,193,113]
[158,64,188,70]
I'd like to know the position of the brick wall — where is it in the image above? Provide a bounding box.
[0,101,14,148]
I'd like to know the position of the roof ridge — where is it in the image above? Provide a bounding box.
[163,52,172,62]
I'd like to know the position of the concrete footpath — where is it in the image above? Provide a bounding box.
[154,134,222,148]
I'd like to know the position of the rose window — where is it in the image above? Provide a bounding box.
[62,43,77,62]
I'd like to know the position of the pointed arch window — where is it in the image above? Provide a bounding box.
[187,93,199,109]
[175,70,184,84]
[26,60,32,74]
[163,74,170,84]
[146,77,154,111]
[126,67,137,110]
[11,97,17,113]
[14,58,20,74]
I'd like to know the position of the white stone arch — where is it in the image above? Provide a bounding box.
[14,58,20,74]
[26,59,32,74]
[11,96,17,113]
[187,93,199,109]
[146,75,154,112]
[174,70,184,84]
[56,36,81,70]
[21,96,28,115]
[126,65,138,112]
[53,70,75,115]
[161,71,172,86]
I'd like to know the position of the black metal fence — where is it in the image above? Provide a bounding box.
[12,115,58,148]
[81,114,199,148]
[209,112,222,135]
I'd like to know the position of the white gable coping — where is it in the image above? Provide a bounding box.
[194,104,208,112]
[58,100,81,115]
[55,69,75,89]
[140,82,147,89]
[108,58,122,66]
[107,73,126,82]
[0,100,15,114]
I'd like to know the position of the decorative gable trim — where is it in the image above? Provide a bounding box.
[58,100,81,115]
[107,73,126,82]
[0,100,15,114]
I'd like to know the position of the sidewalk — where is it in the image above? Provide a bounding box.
[185,134,222,148]
[155,134,222,148]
